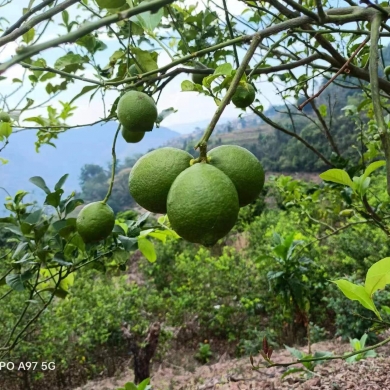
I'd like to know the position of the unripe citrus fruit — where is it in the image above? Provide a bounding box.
[385,66,390,77]
[0,112,10,122]
[129,64,139,77]
[231,83,256,108]
[192,73,206,85]
[94,0,126,8]
[76,201,115,243]
[129,147,193,213]
[121,126,145,143]
[117,91,157,132]
[208,145,264,206]
[167,162,240,246]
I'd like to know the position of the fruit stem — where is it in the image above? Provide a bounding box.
[195,33,262,150]
[199,143,208,162]
[103,123,121,204]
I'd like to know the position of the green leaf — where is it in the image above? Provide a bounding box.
[62,10,69,25]
[130,47,158,72]
[362,160,386,181]
[118,235,138,251]
[29,176,51,194]
[138,237,156,262]
[156,107,177,124]
[24,209,42,224]
[137,378,150,390]
[65,199,84,216]
[53,252,73,267]
[333,279,381,319]
[54,174,69,190]
[319,104,327,117]
[0,122,12,138]
[22,28,35,44]
[284,345,304,359]
[181,80,195,91]
[54,53,88,72]
[44,190,64,208]
[124,382,137,390]
[319,169,354,188]
[6,269,36,291]
[69,85,98,104]
[131,1,164,32]
[365,257,390,297]
[214,63,233,76]
[12,242,29,259]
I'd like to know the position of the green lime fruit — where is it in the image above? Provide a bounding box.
[167,162,240,246]
[385,66,390,77]
[95,0,126,8]
[121,126,145,143]
[76,201,115,243]
[129,147,193,214]
[208,145,264,207]
[0,112,11,122]
[117,91,157,132]
[192,73,206,85]
[231,83,256,109]
[129,64,139,77]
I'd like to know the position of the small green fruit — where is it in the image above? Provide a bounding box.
[121,127,145,143]
[231,83,256,109]
[385,66,390,77]
[0,112,11,122]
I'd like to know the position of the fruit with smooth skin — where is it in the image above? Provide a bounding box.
[117,91,157,132]
[0,112,10,122]
[231,83,256,108]
[208,145,265,206]
[76,201,115,243]
[129,147,193,214]
[385,66,390,77]
[121,126,145,143]
[192,72,206,85]
[129,64,139,77]
[167,162,240,246]
[94,0,126,8]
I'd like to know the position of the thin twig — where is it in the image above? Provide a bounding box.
[195,33,262,149]
[299,36,370,110]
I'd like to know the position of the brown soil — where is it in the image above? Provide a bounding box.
[73,339,390,390]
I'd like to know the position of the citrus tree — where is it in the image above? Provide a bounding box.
[2,0,390,378]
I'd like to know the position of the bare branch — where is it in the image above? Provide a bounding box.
[0,0,79,47]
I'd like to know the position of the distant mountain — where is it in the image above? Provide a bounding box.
[0,122,179,215]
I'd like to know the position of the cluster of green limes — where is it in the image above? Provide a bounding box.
[129,145,264,246]
[116,89,158,144]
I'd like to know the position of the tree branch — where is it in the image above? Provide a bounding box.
[195,33,262,149]
[369,13,390,196]
[250,106,334,167]
[0,0,79,47]
[1,0,55,38]
[0,0,177,73]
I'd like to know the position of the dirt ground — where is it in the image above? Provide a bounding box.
[73,339,390,390]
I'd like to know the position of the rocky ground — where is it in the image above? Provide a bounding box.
[74,339,390,390]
